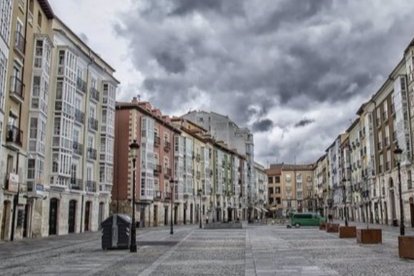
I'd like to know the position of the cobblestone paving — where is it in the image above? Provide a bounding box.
[0,223,414,275]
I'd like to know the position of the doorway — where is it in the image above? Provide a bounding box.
[410,197,414,227]
[23,204,30,238]
[153,205,158,227]
[49,198,58,235]
[1,201,11,240]
[68,200,77,233]
[190,204,193,224]
[98,202,104,229]
[389,178,397,225]
[183,204,187,224]
[164,206,168,226]
[84,201,91,232]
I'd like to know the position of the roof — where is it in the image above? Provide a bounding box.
[39,0,54,19]
[116,101,181,133]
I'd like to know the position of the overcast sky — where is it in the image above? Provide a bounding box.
[49,0,414,166]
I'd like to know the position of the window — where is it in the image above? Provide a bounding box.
[0,0,12,43]
[275,176,280,183]
[275,187,280,194]
[285,174,291,182]
[27,159,35,179]
[276,197,281,204]
[408,170,412,190]
[268,176,273,183]
[268,187,273,194]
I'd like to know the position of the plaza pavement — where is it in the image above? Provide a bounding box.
[0,221,413,275]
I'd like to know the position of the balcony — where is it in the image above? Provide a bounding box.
[154,136,160,147]
[154,164,162,176]
[14,31,25,54]
[86,180,96,192]
[6,125,23,147]
[9,76,25,102]
[196,154,201,162]
[164,192,172,200]
[76,77,87,93]
[70,178,82,190]
[88,117,98,131]
[75,109,85,124]
[87,148,97,160]
[154,191,162,200]
[90,87,100,102]
[72,141,83,155]
[164,168,172,178]
[164,141,171,152]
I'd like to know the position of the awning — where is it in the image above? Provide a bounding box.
[261,207,269,213]
[254,207,262,213]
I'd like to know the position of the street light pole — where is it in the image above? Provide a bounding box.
[129,140,140,253]
[170,178,175,235]
[342,177,348,227]
[198,189,202,229]
[394,145,404,236]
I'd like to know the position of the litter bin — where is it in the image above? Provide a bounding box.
[101,214,131,250]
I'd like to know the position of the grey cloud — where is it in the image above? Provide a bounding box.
[154,51,186,74]
[294,118,315,128]
[169,0,245,17]
[252,0,333,34]
[115,0,414,163]
[252,119,273,132]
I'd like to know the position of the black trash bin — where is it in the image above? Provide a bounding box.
[101,214,131,250]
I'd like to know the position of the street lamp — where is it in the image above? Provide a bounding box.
[129,139,140,253]
[169,178,175,235]
[342,177,348,226]
[198,189,203,229]
[394,144,404,236]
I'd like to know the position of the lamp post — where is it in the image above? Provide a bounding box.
[198,189,202,229]
[394,144,404,236]
[129,139,140,253]
[169,178,175,235]
[342,177,348,226]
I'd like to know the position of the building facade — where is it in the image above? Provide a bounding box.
[113,99,179,227]
[0,0,118,241]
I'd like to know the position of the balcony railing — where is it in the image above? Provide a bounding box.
[88,117,98,131]
[164,192,172,200]
[14,31,25,54]
[72,141,83,155]
[75,109,85,124]
[154,191,162,200]
[9,76,25,101]
[164,141,171,152]
[154,164,162,176]
[90,87,100,102]
[6,125,23,146]
[154,136,160,147]
[70,178,82,190]
[164,168,172,177]
[87,148,97,160]
[86,180,96,192]
[76,77,87,93]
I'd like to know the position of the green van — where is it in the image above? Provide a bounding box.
[290,213,325,227]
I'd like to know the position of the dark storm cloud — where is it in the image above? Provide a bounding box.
[169,0,245,16]
[252,119,273,132]
[153,51,186,74]
[115,0,414,163]
[294,119,315,128]
[253,0,333,34]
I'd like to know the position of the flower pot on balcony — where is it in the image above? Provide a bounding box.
[356,228,382,244]
[319,223,326,230]
[339,226,357,238]
[326,223,339,233]
[398,236,414,259]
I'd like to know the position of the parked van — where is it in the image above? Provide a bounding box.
[290,213,325,227]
